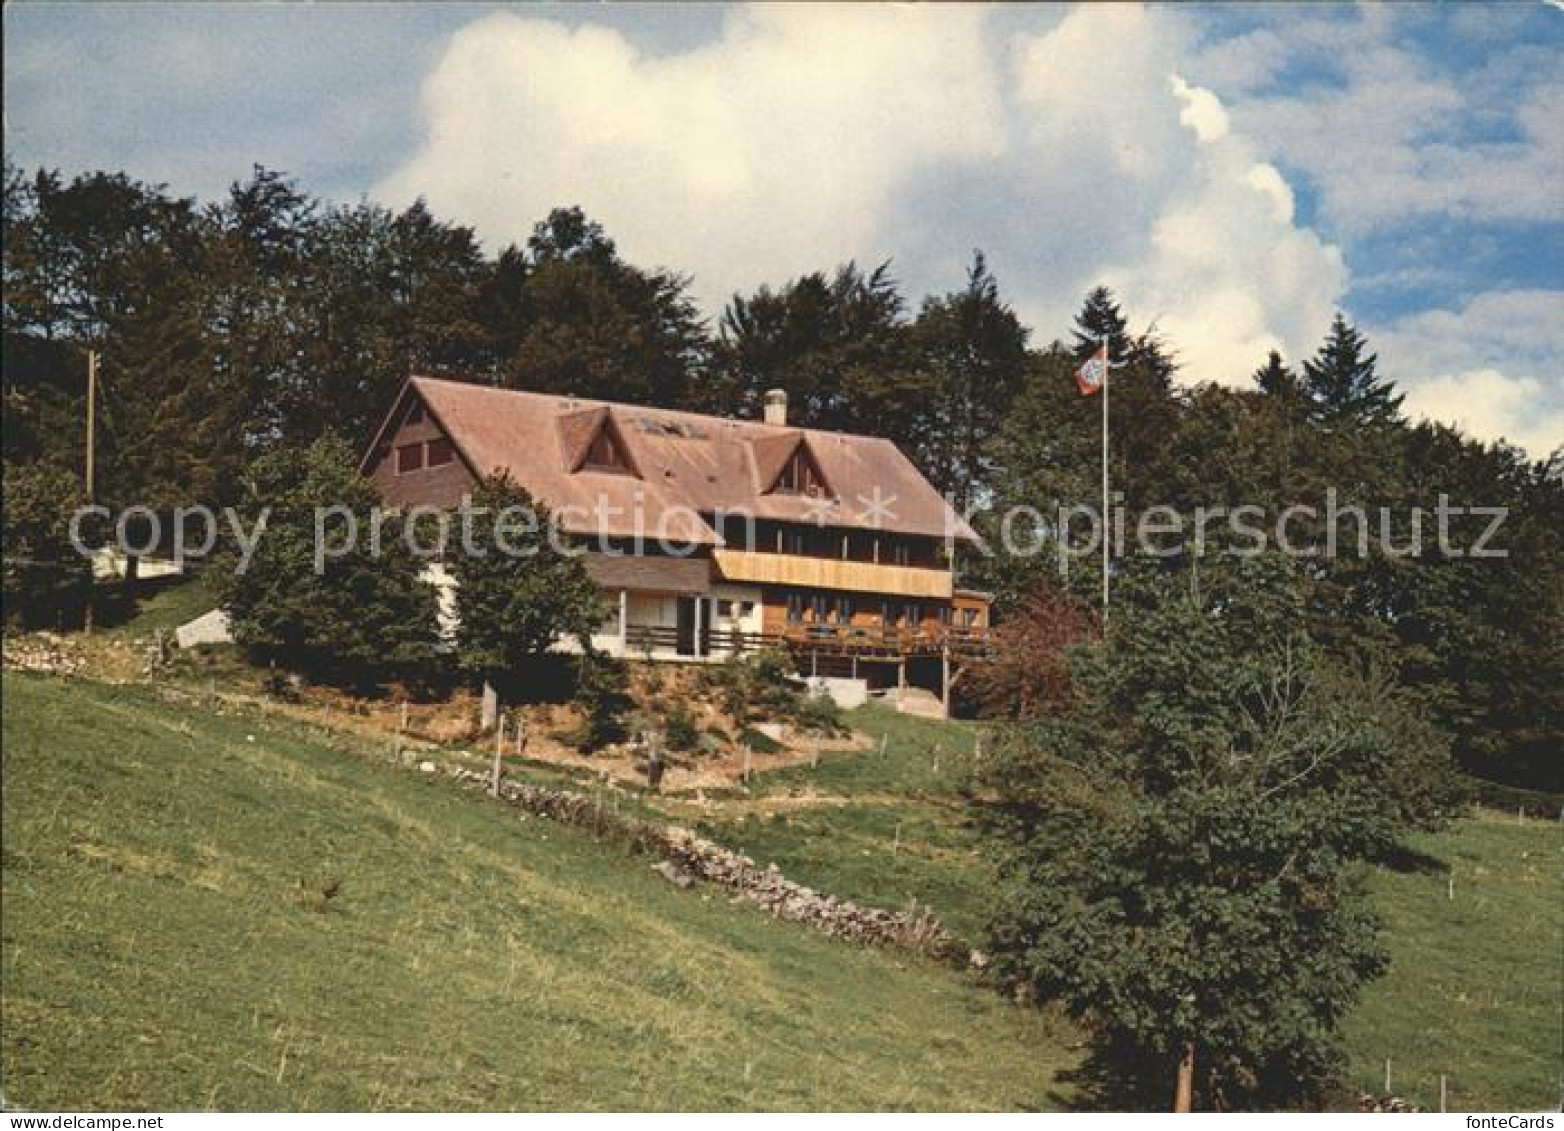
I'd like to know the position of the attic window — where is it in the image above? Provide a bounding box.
[396,443,424,473]
[426,436,454,467]
[583,425,631,473]
[773,445,827,497]
[406,401,426,425]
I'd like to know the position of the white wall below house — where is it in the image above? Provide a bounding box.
[805,675,870,710]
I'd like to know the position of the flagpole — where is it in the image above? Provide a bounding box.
[1101,336,1110,636]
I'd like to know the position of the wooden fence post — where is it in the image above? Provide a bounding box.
[491,716,505,796]
[480,680,498,732]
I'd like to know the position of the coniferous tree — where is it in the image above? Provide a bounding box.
[910,251,1030,511]
[1071,284,1177,381]
[1253,349,1304,404]
[1071,285,1130,362]
[1302,314,1404,428]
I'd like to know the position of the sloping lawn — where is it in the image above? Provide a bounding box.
[1,673,1073,1111]
[728,707,1561,1111]
[1340,812,1561,1111]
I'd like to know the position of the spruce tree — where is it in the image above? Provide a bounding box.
[1301,314,1404,427]
[1071,285,1130,362]
[1253,349,1303,402]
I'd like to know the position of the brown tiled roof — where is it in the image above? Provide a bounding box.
[369,376,978,546]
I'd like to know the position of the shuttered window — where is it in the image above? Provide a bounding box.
[426,436,455,467]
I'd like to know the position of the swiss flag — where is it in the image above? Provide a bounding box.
[1076,342,1108,396]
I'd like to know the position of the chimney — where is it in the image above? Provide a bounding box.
[762,388,788,426]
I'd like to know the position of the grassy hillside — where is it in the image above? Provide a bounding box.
[1341,814,1561,1112]
[4,656,1555,1111]
[700,705,1563,1112]
[0,673,1072,1111]
[689,706,996,940]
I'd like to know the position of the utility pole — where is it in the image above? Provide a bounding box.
[85,350,99,503]
[83,350,100,635]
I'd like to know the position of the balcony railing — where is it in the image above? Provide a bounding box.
[621,622,991,660]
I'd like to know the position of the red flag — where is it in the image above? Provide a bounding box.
[1076,342,1107,396]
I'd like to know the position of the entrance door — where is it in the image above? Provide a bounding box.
[675,596,698,656]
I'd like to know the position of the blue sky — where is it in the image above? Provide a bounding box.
[5,2,1561,454]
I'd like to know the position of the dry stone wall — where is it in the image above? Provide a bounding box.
[442,766,967,962]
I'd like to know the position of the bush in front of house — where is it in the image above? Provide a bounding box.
[2,460,95,630]
[448,473,604,693]
[217,437,440,688]
[735,725,784,755]
[662,706,700,752]
[702,648,847,736]
[702,648,803,725]
[571,652,632,752]
[790,688,846,736]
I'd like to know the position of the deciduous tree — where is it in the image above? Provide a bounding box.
[981,555,1456,1110]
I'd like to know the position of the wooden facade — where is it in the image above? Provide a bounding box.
[363,378,991,707]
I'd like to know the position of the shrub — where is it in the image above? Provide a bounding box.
[2,461,93,629]
[663,706,700,752]
[572,652,631,752]
[217,437,439,688]
[735,725,784,755]
[702,648,806,726]
[791,689,846,735]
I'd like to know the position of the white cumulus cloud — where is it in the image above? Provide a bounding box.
[1373,290,1564,457]
[377,2,1347,389]
[380,5,1004,293]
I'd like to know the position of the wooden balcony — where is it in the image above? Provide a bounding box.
[623,622,991,661]
[711,549,953,598]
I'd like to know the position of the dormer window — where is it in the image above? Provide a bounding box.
[558,406,640,478]
[772,443,828,497]
[583,424,631,473]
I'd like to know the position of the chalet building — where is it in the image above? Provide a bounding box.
[363,377,990,711]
